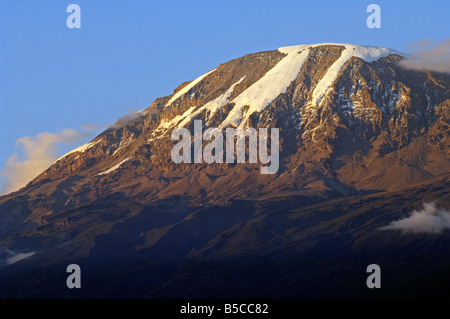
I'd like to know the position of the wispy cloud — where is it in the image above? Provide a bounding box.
[399,38,450,74]
[0,249,36,266]
[379,202,450,234]
[6,251,36,265]
[0,129,93,195]
[0,108,147,196]
[108,108,143,129]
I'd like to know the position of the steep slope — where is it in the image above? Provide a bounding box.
[0,173,449,298]
[1,43,448,234]
[0,43,449,298]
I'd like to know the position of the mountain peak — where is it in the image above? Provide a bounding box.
[161,43,405,130]
[1,42,449,299]
[4,42,448,210]
[277,44,404,108]
[278,43,404,61]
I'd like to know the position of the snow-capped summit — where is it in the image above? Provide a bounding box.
[159,43,405,131]
[1,43,449,299]
[3,43,448,211]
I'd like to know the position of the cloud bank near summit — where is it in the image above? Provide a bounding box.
[400,38,450,74]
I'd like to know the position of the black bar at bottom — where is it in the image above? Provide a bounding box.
[0,298,443,317]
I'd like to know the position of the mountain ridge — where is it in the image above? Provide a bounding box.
[0,43,449,298]
[1,43,449,225]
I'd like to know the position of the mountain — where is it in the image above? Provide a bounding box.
[0,43,449,298]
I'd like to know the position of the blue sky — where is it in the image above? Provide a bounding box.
[0,0,449,193]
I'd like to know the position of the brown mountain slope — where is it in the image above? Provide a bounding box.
[1,44,449,234]
[0,43,449,298]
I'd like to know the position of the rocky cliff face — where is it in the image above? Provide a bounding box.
[0,43,449,298]
[2,44,448,230]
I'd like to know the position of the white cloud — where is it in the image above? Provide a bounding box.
[0,249,36,266]
[379,202,450,234]
[108,108,142,129]
[0,129,92,195]
[399,38,450,74]
[6,251,36,265]
[0,109,144,196]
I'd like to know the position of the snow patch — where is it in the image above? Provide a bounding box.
[220,46,310,128]
[97,158,131,176]
[112,147,123,157]
[112,136,134,156]
[311,44,401,106]
[177,75,247,128]
[165,69,216,107]
[219,43,401,128]
[157,43,402,131]
[54,139,101,164]
[156,106,197,132]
